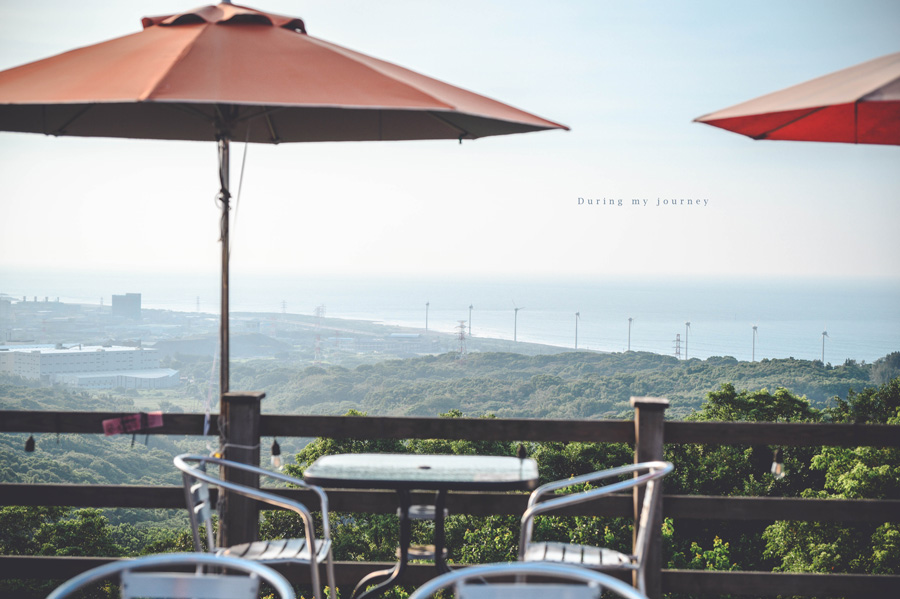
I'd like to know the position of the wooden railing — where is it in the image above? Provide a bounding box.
[2,394,899,598]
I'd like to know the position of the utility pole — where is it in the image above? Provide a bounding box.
[627,317,633,351]
[685,321,691,360]
[575,312,580,350]
[752,325,758,362]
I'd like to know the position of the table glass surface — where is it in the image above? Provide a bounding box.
[303,453,539,490]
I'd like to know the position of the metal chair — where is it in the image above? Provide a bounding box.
[46,552,295,599]
[518,461,673,595]
[407,562,649,599]
[174,454,335,599]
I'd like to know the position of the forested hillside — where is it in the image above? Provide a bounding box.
[212,350,884,419]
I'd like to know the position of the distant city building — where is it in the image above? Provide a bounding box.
[348,333,440,354]
[0,298,10,341]
[112,293,142,320]
[0,344,178,389]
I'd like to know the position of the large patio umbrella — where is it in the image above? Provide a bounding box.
[0,2,567,394]
[694,51,900,145]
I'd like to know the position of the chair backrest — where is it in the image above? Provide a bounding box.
[46,552,296,599]
[408,562,648,599]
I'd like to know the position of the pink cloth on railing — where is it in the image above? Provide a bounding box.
[102,411,163,436]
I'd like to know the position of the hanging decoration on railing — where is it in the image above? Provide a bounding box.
[102,411,164,447]
[771,448,785,480]
[271,437,282,469]
[24,434,35,452]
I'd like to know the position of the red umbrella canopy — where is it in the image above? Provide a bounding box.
[0,2,568,142]
[694,51,900,145]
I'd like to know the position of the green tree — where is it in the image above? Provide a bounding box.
[763,379,900,575]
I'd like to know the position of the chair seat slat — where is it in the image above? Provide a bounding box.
[524,542,635,569]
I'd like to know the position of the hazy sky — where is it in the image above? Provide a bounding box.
[1,0,898,282]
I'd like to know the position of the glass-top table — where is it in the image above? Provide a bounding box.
[304,453,539,491]
[303,453,539,599]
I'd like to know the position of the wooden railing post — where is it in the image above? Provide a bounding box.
[631,396,669,599]
[219,391,264,549]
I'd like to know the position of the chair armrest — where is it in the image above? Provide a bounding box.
[527,462,670,508]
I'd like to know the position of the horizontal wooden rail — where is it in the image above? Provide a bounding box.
[0,411,217,435]
[0,411,634,443]
[3,484,898,522]
[661,569,900,598]
[2,556,896,598]
[3,411,898,447]
[663,420,900,447]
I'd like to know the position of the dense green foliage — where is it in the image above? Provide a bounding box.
[1,352,898,598]
[177,350,882,420]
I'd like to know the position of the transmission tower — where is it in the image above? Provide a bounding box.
[674,333,681,359]
[456,320,468,361]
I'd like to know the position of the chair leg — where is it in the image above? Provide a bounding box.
[325,552,336,598]
[308,549,322,599]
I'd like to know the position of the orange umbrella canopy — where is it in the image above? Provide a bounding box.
[0,2,566,394]
[694,51,900,145]
[0,2,567,142]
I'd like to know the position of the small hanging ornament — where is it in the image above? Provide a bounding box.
[25,435,35,452]
[271,438,282,469]
[771,448,785,480]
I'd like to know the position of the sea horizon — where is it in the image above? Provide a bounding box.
[2,268,898,365]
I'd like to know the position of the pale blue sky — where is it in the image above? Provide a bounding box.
[1,0,898,281]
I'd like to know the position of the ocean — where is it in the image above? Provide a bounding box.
[2,268,898,365]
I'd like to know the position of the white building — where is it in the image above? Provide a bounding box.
[0,344,179,389]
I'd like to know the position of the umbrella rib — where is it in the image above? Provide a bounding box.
[264,113,280,143]
[233,106,286,143]
[49,105,94,136]
[754,106,826,140]
[164,102,217,125]
[427,111,471,140]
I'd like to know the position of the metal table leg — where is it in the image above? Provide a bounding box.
[433,489,450,574]
[352,489,412,599]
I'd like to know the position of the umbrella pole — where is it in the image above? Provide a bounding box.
[218,136,230,396]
